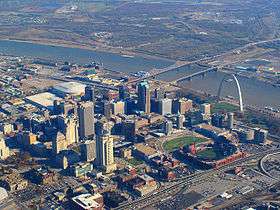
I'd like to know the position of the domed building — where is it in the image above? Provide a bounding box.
[0,187,8,202]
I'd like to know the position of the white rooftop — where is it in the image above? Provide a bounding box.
[0,187,8,202]
[25,92,62,110]
[72,193,101,209]
[52,82,86,96]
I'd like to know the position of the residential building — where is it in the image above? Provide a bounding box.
[96,134,116,173]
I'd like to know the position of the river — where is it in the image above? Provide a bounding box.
[0,40,279,109]
[0,40,173,73]
[178,71,280,109]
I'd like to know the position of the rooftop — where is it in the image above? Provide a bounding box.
[25,92,62,110]
[134,143,158,156]
[195,123,227,135]
[52,82,86,96]
[72,193,102,209]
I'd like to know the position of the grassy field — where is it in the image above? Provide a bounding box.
[197,148,226,160]
[211,102,239,113]
[197,148,218,159]
[163,136,208,152]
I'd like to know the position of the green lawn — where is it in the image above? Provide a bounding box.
[163,136,208,152]
[197,148,225,160]
[211,102,239,113]
[127,158,144,166]
[197,148,218,159]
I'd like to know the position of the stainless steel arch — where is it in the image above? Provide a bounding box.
[217,74,244,112]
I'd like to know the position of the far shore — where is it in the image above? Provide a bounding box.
[0,37,176,63]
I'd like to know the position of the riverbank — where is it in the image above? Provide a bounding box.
[219,69,280,88]
[0,37,175,63]
[0,39,174,73]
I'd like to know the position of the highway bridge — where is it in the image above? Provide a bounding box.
[125,37,280,85]
[173,67,218,83]
[259,151,280,179]
[126,59,212,85]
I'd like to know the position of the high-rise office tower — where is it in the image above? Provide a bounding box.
[52,132,67,154]
[112,101,125,115]
[119,85,129,100]
[78,102,95,140]
[227,112,234,130]
[16,131,37,148]
[102,100,112,119]
[84,85,95,102]
[65,115,79,145]
[137,81,151,113]
[95,134,116,173]
[57,115,79,146]
[0,134,10,160]
[164,121,173,135]
[95,118,114,136]
[155,88,165,100]
[151,98,160,113]
[176,114,185,129]
[200,103,211,115]
[80,140,96,162]
[172,98,193,114]
[124,98,137,115]
[159,98,172,115]
[254,128,268,144]
[60,101,78,116]
[211,113,225,128]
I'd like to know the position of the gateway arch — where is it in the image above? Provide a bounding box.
[217,74,244,112]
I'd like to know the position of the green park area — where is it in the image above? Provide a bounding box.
[211,102,239,113]
[163,136,208,152]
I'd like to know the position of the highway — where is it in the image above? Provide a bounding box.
[259,151,280,179]
[114,148,280,210]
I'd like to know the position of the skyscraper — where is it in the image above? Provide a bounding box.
[95,134,116,173]
[102,100,112,119]
[176,114,185,129]
[112,101,125,115]
[159,98,172,115]
[0,134,10,160]
[254,128,268,144]
[78,102,95,140]
[84,85,95,102]
[172,98,193,114]
[52,132,67,154]
[60,100,78,116]
[119,85,129,100]
[227,112,234,130]
[154,88,165,100]
[80,140,96,162]
[57,115,79,145]
[137,81,150,113]
[200,103,211,115]
[164,121,173,135]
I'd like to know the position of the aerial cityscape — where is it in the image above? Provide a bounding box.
[1,0,280,210]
